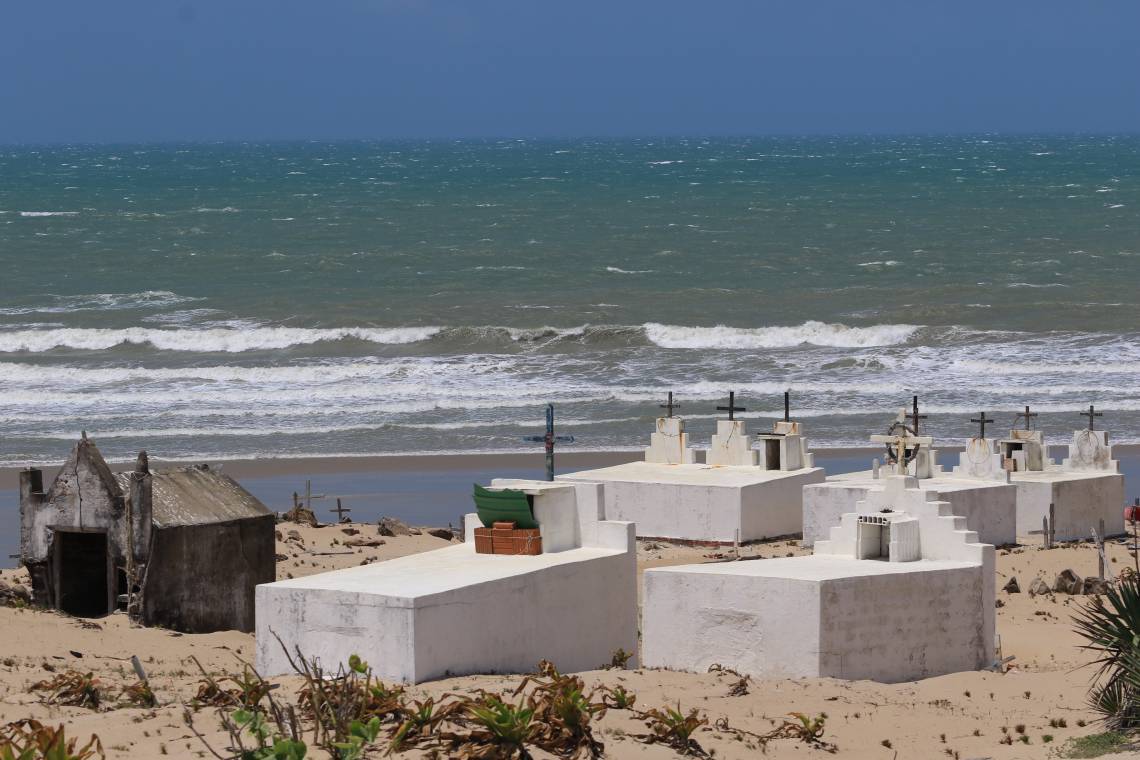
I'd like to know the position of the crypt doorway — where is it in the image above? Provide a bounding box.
[53,530,112,617]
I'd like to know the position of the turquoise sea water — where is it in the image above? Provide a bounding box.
[2,136,1139,465]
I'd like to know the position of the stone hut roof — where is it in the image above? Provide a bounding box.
[114,465,272,528]
[46,435,123,502]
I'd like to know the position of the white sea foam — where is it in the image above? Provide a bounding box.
[19,211,79,217]
[195,206,241,213]
[605,266,655,274]
[642,321,919,349]
[0,326,442,353]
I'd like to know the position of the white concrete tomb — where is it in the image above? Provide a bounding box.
[642,475,995,683]
[803,419,1017,547]
[559,414,824,543]
[1009,427,1125,541]
[255,480,637,684]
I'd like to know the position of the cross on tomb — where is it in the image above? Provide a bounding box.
[717,391,746,421]
[971,411,994,439]
[870,426,934,476]
[1080,404,1103,431]
[659,391,681,418]
[330,498,351,523]
[910,395,928,435]
[1016,404,1038,431]
[783,390,791,422]
[523,403,575,481]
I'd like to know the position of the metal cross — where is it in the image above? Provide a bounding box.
[717,391,746,421]
[1018,404,1038,431]
[910,395,928,435]
[523,403,575,481]
[330,498,351,523]
[970,411,994,439]
[659,391,681,418]
[783,390,791,422]
[1080,404,1103,431]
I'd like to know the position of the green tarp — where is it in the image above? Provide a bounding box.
[473,484,537,529]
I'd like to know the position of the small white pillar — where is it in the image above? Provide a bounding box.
[644,417,696,465]
[707,419,758,467]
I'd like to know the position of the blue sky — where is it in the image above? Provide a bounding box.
[3,0,1139,142]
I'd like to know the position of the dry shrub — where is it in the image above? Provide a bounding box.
[28,671,101,710]
[0,719,103,759]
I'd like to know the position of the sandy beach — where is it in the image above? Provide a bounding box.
[2,519,1137,758]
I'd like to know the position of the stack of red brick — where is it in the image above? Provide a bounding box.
[473,520,543,555]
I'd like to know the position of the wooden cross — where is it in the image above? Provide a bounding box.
[294,480,326,510]
[330,498,351,523]
[717,391,746,421]
[971,412,994,439]
[523,403,575,481]
[659,391,680,418]
[302,480,326,511]
[910,395,928,435]
[1018,404,1038,430]
[870,427,934,476]
[1080,404,1103,431]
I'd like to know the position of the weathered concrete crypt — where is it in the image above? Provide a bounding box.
[18,434,275,632]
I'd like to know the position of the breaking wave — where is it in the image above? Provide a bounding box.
[642,321,919,349]
[0,320,928,353]
[0,326,443,353]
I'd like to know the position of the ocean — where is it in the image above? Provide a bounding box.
[1,135,1139,467]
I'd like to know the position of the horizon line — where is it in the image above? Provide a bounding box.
[4,130,1140,150]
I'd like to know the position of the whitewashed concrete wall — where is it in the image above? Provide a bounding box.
[1012,472,1125,540]
[641,567,822,679]
[642,557,992,683]
[815,564,990,681]
[561,467,824,543]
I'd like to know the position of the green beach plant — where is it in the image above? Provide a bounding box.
[1073,573,1140,730]
[0,720,103,760]
[463,695,535,755]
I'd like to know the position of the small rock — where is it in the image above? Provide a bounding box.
[995,599,1005,608]
[1083,577,1111,595]
[282,506,319,527]
[0,580,31,607]
[286,530,303,543]
[274,529,283,542]
[1054,568,1083,595]
[427,527,455,541]
[1003,577,1020,593]
[378,517,412,537]
[1028,577,1051,597]
[340,527,360,536]
[274,553,289,562]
